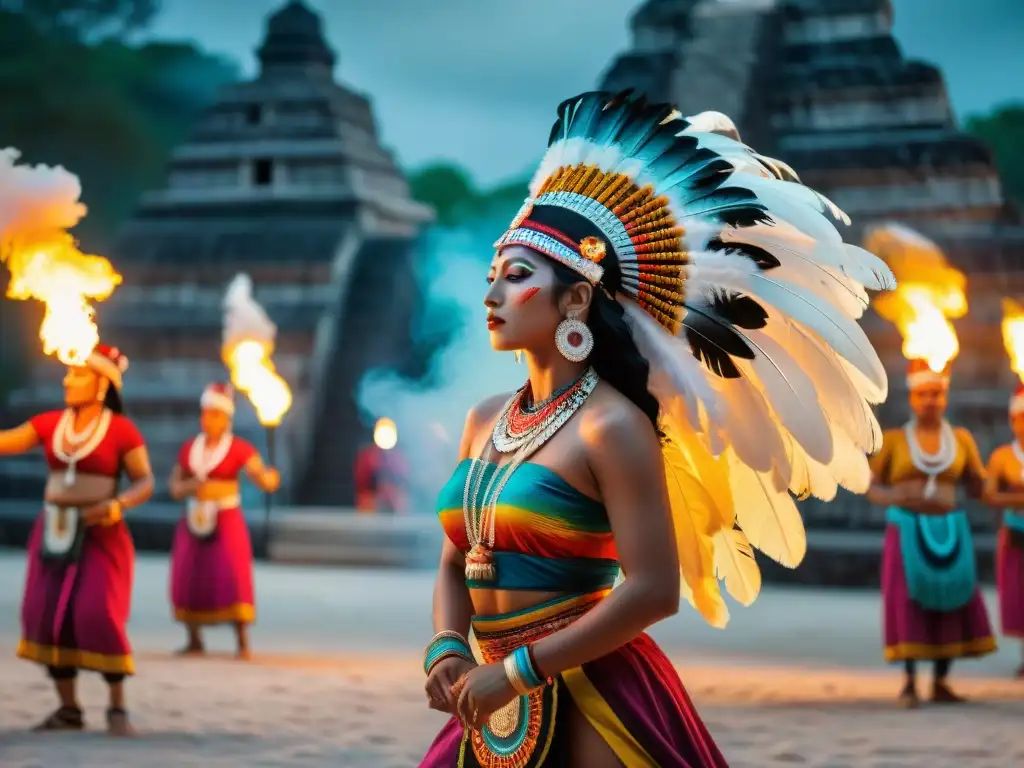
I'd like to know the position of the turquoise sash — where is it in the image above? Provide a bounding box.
[886,506,976,611]
[1006,510,1024,534]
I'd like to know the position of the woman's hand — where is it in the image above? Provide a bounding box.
[424,656,477,714]
[81,499,120,527]
[454,662,517,731]
[262,468,281,493]
[170,477,200,501]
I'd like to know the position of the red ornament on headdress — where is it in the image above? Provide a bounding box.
[200,382,235,416]
[1010,381,1024,416]
[905,358,950,390]
[86,343,129,390]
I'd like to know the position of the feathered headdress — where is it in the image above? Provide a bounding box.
[496,90,896,627]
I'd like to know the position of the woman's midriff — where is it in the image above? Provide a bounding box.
[43,471,118,507]
[196,478,240,502]
[469,587,569,616]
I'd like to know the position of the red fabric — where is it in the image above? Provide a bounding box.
[177,436,257,481]
[30,410,145,478]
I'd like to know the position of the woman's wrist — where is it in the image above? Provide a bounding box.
[423,630,474,676]
[503,644,547,695]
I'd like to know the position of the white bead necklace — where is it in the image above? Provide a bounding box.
[53,408,113,487]
[187,432,234,482]
[903,419,956,499]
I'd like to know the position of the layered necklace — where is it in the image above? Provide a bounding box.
[904,418,956,499]
[188,432,234,482]
[53,407,113,486]
[462,367,599,581]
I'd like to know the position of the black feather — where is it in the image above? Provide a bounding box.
[706,238,781,270]
[682,302,756,378]
[707,291,768,330]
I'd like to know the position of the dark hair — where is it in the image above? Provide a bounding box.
[548,260,660,429]
[103,384,124,415]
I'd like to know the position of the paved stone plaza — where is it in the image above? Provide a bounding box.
[0,551,1022,767]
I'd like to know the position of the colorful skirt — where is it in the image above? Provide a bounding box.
[419,591,729,767]
[881,515,996,662]
[18,510,135,675]
[997,526,1024,638]
[170,507,255,626]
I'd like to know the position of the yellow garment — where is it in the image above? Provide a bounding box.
[869,425,983,486]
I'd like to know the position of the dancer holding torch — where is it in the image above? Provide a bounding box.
[167,381,280,658]
[866,223,995,707]
[982,299,1024,677]
[0,149,153,735]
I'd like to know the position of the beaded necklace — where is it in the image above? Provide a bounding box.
[903,418,956,499]
[463,368,598,581]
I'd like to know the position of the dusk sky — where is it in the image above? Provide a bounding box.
[150,0,1024,187]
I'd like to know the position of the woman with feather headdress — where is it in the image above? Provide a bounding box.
[418,91,894,767]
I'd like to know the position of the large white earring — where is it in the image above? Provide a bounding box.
[555,314,593,363]
[513,350,523,365]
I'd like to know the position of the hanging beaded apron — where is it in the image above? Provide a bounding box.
[886,506,977,612]
[185,433,234,539]
[459,592,605,768]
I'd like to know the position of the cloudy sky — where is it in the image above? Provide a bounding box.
[150,0,1023,187]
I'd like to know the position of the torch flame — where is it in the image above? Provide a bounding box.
[1002,298,1024,384]
[374,418,398,451]
[0,149,120,365]
[866,222,966,372]
[222,273,292,427]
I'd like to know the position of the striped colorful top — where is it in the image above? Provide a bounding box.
[436,459,620,592]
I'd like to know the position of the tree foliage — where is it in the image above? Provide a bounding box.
[408,162,530,227]
[965,102,1024,208]
[0,0,159,40]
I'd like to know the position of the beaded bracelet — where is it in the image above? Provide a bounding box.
[503,644,546,695]
[423,630,474,676]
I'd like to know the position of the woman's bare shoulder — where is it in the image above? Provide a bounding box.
[578,382,659,455]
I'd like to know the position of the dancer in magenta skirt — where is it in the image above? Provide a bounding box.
[983,382,1024,677]
[168,382,279,659]
[0,344,154,735]
[418,91,895,766]
[868,358,996,707]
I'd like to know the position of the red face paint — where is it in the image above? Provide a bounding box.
[517,286,540,306]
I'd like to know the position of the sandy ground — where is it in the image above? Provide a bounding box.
[0,550,1022,767]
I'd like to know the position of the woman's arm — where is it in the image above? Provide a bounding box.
[0,423,39,456]
[529,402,680,679]
[957,428,986,500]
[117,446,155,511]
[981,448,1024,509]
[865,433,896,507]
[168,464,197,501]
[433,537,473,638]
[244,453,280,493]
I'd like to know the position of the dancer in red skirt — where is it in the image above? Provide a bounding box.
[983,382,1024,677]
[0,344,154,736]
[168,382,280,659]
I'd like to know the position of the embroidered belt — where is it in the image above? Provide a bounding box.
[41,503,86,563]
[460,590,608,768]
[186,495,240,539]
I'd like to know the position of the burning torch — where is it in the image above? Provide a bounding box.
[1002,299,1024,388]
[0,148,121,367]
[221,274,292,547]
[866,222,967,378]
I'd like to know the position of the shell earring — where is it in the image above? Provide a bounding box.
[555,312,593,363]
[513,350,523,365]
